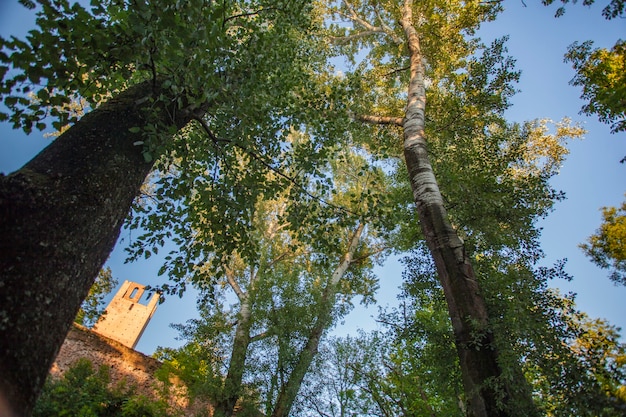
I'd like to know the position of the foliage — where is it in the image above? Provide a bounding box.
[155,320,229,403]
[541,0,625,134]
[108,2,348,295]
[580,197,626,285]
[33,358,176,417]
[297,246,626,416]
[570,316,626,407]
[564,40,626,133]
[541,0,625,19]
[74,267,118,328]
[297,303,465,416]
[155,156,391,415]
[1,0,330,309]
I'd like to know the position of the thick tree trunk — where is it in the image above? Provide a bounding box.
[0,80,195,416]
[399,2,535,416]
[271,223,364,417]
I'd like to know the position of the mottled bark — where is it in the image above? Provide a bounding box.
[0,80,196,416]
[398,1,536,416]
[213,267,255,417]
[271,223,364,417]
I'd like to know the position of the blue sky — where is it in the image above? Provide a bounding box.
[0,1,624,355]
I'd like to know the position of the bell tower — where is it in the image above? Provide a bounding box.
[92,280,159,349]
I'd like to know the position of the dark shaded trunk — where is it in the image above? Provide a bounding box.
[0,80,195,416]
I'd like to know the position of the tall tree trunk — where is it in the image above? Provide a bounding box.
[271,223,364,417]
[399,2,535,416]
[213,267,255,417]
[213,302,253,417]
[0,80,196,416]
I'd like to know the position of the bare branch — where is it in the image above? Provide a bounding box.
[350,245,389,265]
[329,30,387,45]
[223,264,246,302]
[334,0,403,45]
[223,6,277,26]
[383,65,410,78]
[249,331,272,343]
[357,114,404,127]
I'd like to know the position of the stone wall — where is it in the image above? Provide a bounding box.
[51,324,210,416]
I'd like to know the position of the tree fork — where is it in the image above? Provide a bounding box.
[0,80,197,416]
[271,223,364,417]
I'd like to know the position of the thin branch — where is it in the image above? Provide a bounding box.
[383,65,410,78]
[329,30,387,45]
[374,7,403,45]
[249,331,272,343]
[374,317,406,333]
[339,0,403,45]
[350,245,389,265]
[223,264,246,302]
[300,390,333,417]
[223,6,277,25]
[357,114,404,127]
[265,250,291,271]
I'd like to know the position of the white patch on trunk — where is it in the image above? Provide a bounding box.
[412,171,444,205]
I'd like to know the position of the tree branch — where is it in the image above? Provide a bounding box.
[223,264,246,302]
[350,245,389,265]
[383,65,410,78]
[329,30,387,45]
[223,6,278,26]
[249,330,273,343]
[357,114,404,127]
[334,1,403,45]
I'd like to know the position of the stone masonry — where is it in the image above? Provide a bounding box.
[92,280,159,349]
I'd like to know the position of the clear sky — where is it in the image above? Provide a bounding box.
[0,1,624,356]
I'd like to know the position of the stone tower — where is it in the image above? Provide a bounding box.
[92,280,159,349]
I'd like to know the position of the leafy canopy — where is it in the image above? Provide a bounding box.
[580,197,626,285]
[565,40,626,133]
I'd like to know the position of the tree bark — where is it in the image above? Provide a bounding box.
[271,223,364,417]
[398,2,536,416]
[213,267,255,417]
[0,80,196,416]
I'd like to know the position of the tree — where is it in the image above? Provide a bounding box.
[387,250,626,416]
[324,1,545,414]
[298,323,463,416]
[0,1,318,414]
[568,316,626,412]
[33,358,176,417]
[542,0,626,135]
[308,261,626,416]
[580,197,626,285]
[154,143,391,417]
[74,267,119,328]
[565,40,626,134]
[541,0,625,19]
